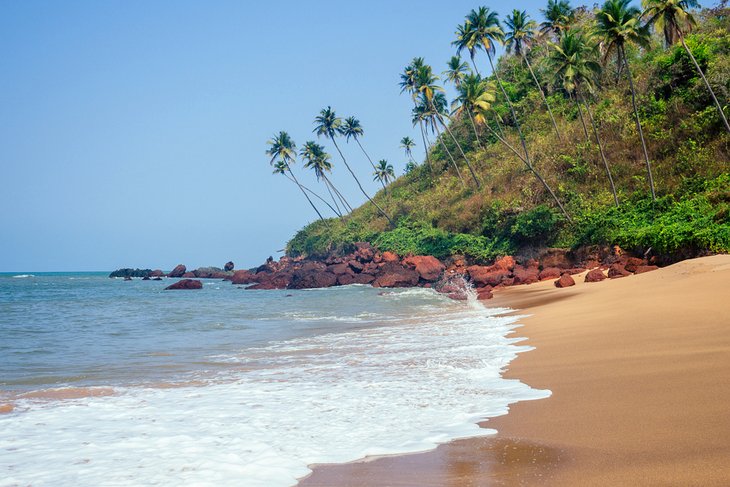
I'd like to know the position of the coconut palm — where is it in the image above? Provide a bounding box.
[341,116,385,190]
[400,136,416,163]
[373,160,395,191]
[596,0,656,200]
[272,161,340,217]
[505,9,562,141]
[642,0,730,133]
[313,107,394,225]
[540,0,576,39]
[452,73,496,150]
[413,95,466,186]
[400,58,434,172]
[413,62,482,187]
[266,131,326,222]
[444,56,470,87]
[550,30,619,207]
[300,140,352,216]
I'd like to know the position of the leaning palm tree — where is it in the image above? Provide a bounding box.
[341,116,385,190]
[550,30,619,207]
[444,55,470,88]
[414,62,482,187]
[272,160,340,217]
[400,58,436,173]
[596,0,656,200]
[505,9,562,141]
[414,95,466,186]
[373,159,396,192]
[300,140,352,216]
[452,73,496,151]
[400,136,416,163]
[266,131,326,222]
[642,0,730,133]
[313,107,394,225]
[540,0,576,39]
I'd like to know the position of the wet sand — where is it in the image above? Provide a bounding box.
[299,254,730,486]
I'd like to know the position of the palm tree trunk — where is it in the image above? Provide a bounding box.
[523,52,562,141]
[431,103,481,188]
[325,175,354,213]
[355,138,386,190]
[320,177,343,216]
[572,93,590,141]
[487,51,530,161]
[578,89,619,208]
[433,122,466,187]
[285,174,341,217]
[465,107,485,152]
[417,121,433,173]
[679,31,730,133]
[330,138,394,226]
[283,163,326,222]
[621,46,656,201]
[493,111,506,138]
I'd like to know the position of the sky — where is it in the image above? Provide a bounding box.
[1,0,552,272]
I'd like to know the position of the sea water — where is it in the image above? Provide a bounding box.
[0,273,549,486]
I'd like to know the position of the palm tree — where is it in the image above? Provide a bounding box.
[266,131,326,222]
[505,9,562,141]
[373,160,396,192]
[444,56,470,87]
[642,0,730,133]
[549,30,619,207]
[413,95,466,186]
[414,61,482,187]
[272,161,341,217]
[341,116,385,190]
[400,58,434,173]
[300,140,352,216]
[596,0,656,200]
[452,73,495,151]
[400,136,416,163]
[313,107,394,225]
[540,0,576,39]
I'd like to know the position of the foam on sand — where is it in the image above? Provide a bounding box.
[0,300,549,487]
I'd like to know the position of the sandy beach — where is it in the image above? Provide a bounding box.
[299,254,730,486]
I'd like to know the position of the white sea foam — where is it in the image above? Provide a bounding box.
[0,302,549,487]
[11,274,34,278]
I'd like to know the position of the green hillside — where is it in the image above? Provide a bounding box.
[282,2,730,263]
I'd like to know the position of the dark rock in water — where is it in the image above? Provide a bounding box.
[109,268,152,278]
[584,269,607,282]
[153,277,163,281]
[372,262,419,288]
[337,273,375,286]
[150,270,164,277]
[247,271,292,290]
[554,273,576,288]
[230,270,256,285]
[168,264,186,278]
[289,270,337,289]
[165,279,203,290]
[142,276,151,281]
[182,272,196,278]
[224,261,235,272]
[192,267,229,279]
[123,276,133,281]
[402,255,445,282]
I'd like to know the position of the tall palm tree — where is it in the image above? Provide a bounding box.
[540,0,576,39]
[400,58,434,173]
[452,73,495,151]
[341,116,385,190]
[596,0,656,200]
[550,30,619,207]
[313,107,394,225]
[300,140,352,216]
[444,56,470,87]
[373,159,396,192]
[400,136,416,163]
[642,0,730,133]
[272,161,340,217]
[414,61,482,187]
[505,9,562,141]
[413,95,466,186]
[266,131,326,222]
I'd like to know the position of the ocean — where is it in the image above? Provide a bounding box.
[0,273,549,486]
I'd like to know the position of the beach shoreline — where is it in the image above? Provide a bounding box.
[298,254,730,486]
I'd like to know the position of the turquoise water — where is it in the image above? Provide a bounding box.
[0,273,549,486]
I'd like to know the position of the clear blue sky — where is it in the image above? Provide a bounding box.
[1,0,551,272]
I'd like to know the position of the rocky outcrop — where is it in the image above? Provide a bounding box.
[554,273,576,288]
[608,264,632,279]
[512,265,540,285]
[109,268,152,278]
[337,273,375,286]
[623,257,646,273]
[538,267,562,280]
[289,270,338,289]
[168,265,186,278]
[538,248,575,269]
[585,268,607,282]
[230,270,256,285]
[150,269,164,277]
[372,262,419,288]
[192,267,230,279]
[164,279,202,290]
[224,261,235,272]
[466,265,510,287]
[402,255,445,281]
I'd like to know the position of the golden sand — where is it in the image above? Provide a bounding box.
[299,255,730,486]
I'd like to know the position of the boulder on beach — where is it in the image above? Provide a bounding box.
[164,279,202,290]
[585,268,607,282]
[466,265,510,287]
[608,264,632,279]
[624,257,647,273]
[538,267,562,280]
[634,265,659,274]
[168,264,186,278]
[513,265,540,285]
[555,273,576,288]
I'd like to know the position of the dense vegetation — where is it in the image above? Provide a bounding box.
[272,1,729,263]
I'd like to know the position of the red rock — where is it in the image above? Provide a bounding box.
[566,267,587,275]
[192,267,228,279]
[230,270,256,285]
[513,265,540,285]
[402,255,445,281]
[150,269,164,277]
[634,265,659,274]
[165,279,202,290]
[539,249,574,269]
[168,264,186,278]
[326,263,353,276]
[466,265,510,287]
[348,260,364,273]
[538,267,562,280]
[584,269,607,282]
[447,293,468,301]
[354,242,375,263]
[182,272,195,278]
[624,257,646,273]
[224,261,234,272]
[499,277,515,287]
[525,259,540,269]
[608,264,631,279]
[554,273,575,288]
[288,270,337,289]
[372,262,419,288]
[476,286,494,300]
[251,271,292,289]
[381,251,400,263]
[492,255,516,272]
[337,273,375,286]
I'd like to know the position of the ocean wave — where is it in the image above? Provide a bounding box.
[11,274,34,278]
